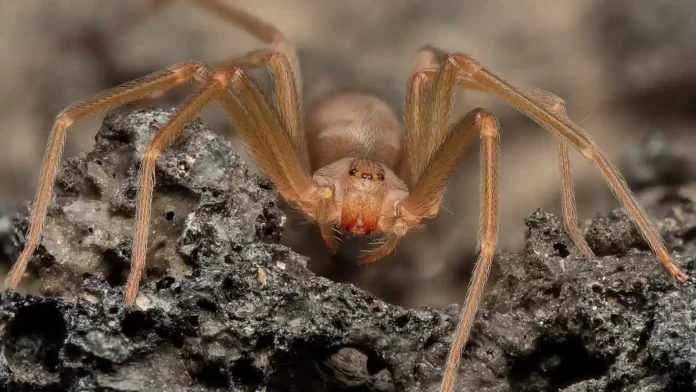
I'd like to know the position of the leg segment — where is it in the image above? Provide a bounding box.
[317,189,340,253]
[405,46,443,184]
[4,62,208,291]
[193,0,305,147]
[64,0,304,147]
[405,48,688,392]
[441,51,686,282]
[194,0,302,87]
[525,89,595,259]
[127,51,315,305]
[358,45,447,265]
[558,139,595,259]
[440,110,500,392]
[400,53,503,391]
[358,235,400,266]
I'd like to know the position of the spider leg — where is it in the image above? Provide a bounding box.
[523,89,596,259]
[57,0,314,304]
[404,104,500,392]
[317,190,340,253]
[358,235,400,266]
[404,46,447,186]
[557,138,595,259]
[407,47,688,392]
[357,46,448,265]
[191,0,305,154]
[441,110,500,392]
[193,0,302,91]
[63,0,307,169]
[399,53,504,392]
[127,49,315,305]
[4,61,210,292]
[433,49,686,282]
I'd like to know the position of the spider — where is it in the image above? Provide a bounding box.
[3,1,688,391]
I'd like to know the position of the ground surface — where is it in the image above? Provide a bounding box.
[0,109,694,391]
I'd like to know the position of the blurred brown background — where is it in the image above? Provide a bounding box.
[1,0,695,309]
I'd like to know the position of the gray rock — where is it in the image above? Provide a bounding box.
[0,108,693,391]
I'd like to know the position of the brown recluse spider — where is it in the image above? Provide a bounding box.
[4,1,687,390]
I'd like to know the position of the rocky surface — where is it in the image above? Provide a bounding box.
[7,0,696,317]
[0,108,694,391]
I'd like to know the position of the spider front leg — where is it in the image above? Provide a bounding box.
[4,61,211,292]
[364,110,501,381]
[357,46,449,265]
[399,107,500,392]
[61,0,303,141]
[439,110,500,392]
[316,187,341,253]
[51,0,314,305]
[126,50,313,305]
[413,46,595,260]
[364,49,504,392]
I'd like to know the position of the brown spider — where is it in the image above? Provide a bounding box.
[4,1,688,391]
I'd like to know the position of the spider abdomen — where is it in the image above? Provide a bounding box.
[304,92,405,174]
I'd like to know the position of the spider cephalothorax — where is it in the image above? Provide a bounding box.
[336,159,390,235]
[4,1,687,392]
[312,157,408,237]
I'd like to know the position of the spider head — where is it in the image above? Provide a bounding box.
[313,158,409,237]
[339,159,388,236]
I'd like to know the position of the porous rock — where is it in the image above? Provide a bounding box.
[0,108,694,391]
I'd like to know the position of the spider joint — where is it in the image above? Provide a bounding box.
[55,113,75,129]
[317,186,334,199]
[175,61,209,83]
[453,53,482,75]
[393,219,408,237]
[213,70,235,86]
[474,110,500,137]
[580,147,596,160]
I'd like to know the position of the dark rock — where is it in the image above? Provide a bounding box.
[0,108,694,391]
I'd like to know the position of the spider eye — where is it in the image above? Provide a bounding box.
[348,168,358,176]
[377,170,385,181]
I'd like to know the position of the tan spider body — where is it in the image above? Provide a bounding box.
[305,93,411,240]
[3,1,687,391]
